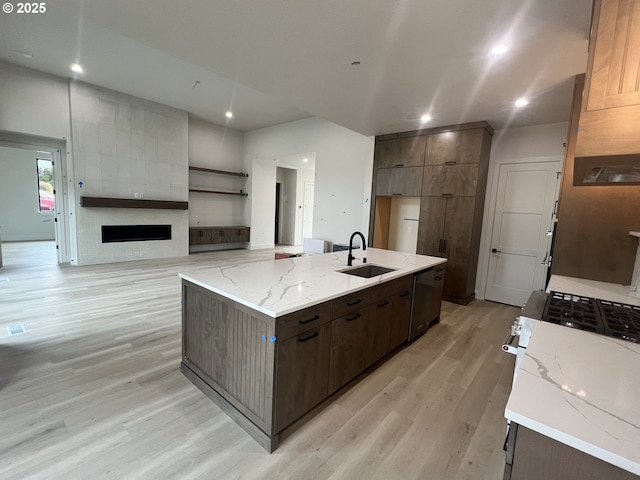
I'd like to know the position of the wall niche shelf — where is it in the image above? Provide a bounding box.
[188,165,249,198]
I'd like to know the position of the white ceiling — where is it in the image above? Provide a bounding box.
[0,0,592,135]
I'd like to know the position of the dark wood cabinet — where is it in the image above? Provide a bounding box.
[417,196,476,302]
[375,166,424,196]
[182,272,420,452]
[422,164,478,196]
[388,287,413,350]
[188,226,250,246]
[365,299,393,367]
[369,123,492,304]
[274,322,331,432]
[374,135,426,168]
[328,308,370,394]
[425,128,485,165]
[506,423,638,480]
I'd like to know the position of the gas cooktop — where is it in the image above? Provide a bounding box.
[542,291,640,343]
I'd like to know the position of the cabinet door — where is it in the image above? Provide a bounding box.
[375,167,424,196]
[422,164,479,196]
[374,136,426,168]
[328,309,369,394]
[365,299,393,367]
[388,288,412,350]
[416,197,447,256]
[442,197,475,300]
[189,229,202,245]
[425,128,484,165]
[274,322,331,432]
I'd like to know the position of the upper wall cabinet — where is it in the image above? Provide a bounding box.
[425,128,485,165]
[374,136,426,168]
[576,0,640,157]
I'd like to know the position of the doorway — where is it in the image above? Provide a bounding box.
[484,161,561,306]
[0,135,69,264]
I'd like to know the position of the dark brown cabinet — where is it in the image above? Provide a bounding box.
[370,123,491,305]
[375,166,424,196]
[425,128,485,165]
[417,196,476,302]
[374,135,426,168]
[365,298,393,367]
[388,287,413,350]
[328,308,370,394]
[422,164,478,196]
[274,322,331,432]
[188,226,250,246]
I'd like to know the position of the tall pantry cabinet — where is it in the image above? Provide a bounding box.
[369,122,492,305]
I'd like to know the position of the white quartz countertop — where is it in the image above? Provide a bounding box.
[548,274,640,306]
[505,321,640,475]
[179,248,446,317]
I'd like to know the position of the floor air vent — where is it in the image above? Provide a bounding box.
[7,324,27,335]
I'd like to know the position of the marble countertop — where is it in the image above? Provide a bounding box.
[179,248,446,317]
[547,274,640,306]
[505,321,640,475]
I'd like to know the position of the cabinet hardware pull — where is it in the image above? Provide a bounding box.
[445,161,457,165]
[298,332,319,342]
[439,239,443,253]
[394,163,404,167]
[377,300,390,307]
[435,276,443,281]
[441,193,454,196]
[346,299,362,306]
[443,239,447,252]
[299,315,320,325]
[399,292,410,297]
[392,193,403,196]
[346,313,361,321]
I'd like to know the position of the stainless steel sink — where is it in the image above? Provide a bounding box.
[338,264,397,278]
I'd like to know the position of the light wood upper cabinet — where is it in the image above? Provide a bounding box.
[374,136,426,168]
[576,0,640,157]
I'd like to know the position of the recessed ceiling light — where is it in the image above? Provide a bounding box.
[302,158,308,163]
[491,44,509,55]
[21,51,33,59]
[70,63,84,74]
[420,114,432,123]
[515,97,529,107]
[225,111,233,119]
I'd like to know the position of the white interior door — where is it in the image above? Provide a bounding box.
[485,161,560,307]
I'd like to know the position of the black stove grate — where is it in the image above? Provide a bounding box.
[597,300,640,344]
[542,291,604,334]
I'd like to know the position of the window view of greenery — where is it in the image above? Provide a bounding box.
[37,158,55,212]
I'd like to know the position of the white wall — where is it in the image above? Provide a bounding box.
[69,81,189,264]
[244,118,374,249]
[0,146,55,241]
[476,122,568,299]
[0,61,71,140]
[187,116,247,228]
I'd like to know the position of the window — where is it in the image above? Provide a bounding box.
[36,158,55,212]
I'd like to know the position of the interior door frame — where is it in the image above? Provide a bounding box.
[0,132,72,264]
[476,155,563,302]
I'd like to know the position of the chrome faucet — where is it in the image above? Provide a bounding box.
[347,231,367,266]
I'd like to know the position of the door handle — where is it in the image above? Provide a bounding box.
[491,248,501,253]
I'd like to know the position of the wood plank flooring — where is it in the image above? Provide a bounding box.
[0,241,518,479]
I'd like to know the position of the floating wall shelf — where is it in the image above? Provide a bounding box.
[80,196,189,210]
[188,188,248,197]
[189,166,248,177]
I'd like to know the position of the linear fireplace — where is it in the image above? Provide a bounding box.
[102,225,172,243]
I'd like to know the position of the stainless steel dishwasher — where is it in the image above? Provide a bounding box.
[409,265,445,340]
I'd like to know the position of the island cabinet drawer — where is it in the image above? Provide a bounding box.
[383,275,413,296]
[276,301,333,341]
[332,287,380,318]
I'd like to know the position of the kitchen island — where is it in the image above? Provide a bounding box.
[505,276,640,479]
[179,248,446,451]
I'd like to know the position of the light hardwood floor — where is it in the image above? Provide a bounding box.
[0,241,518,480]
